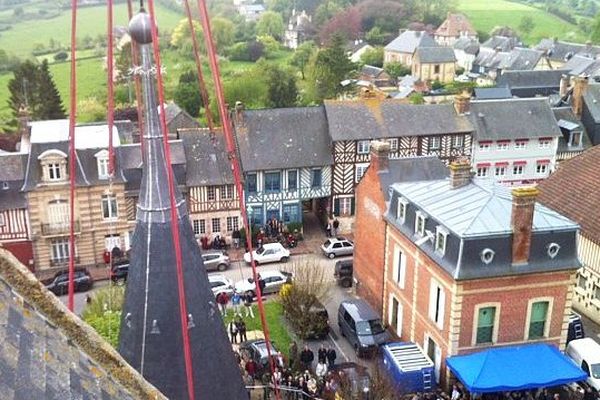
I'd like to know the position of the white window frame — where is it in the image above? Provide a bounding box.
[497,141,509,151]
[211,218,221,233]
[396,197,408,222]
[355,163,369,182]
[476,166,489,177]
[452,135,463,149]
[569,131,582,147]
[97,157,109,179]
[221,184,234,200]
[494,166,506,177]
[428,279,445,330]
[339,197,352,216]
[536,163,548,175]
[47,162,62,181]
[435,226,448,255]
[513,165,524,175]
[392,245,406,289]
[192,219,206,235]
[524,297,554,340]
[415,211,426,237]
[515,140,528,150]
[0,213,5,226]
[226,216,239,232]
[538,139,552,149]
[472,302,501,346]
[101,194,118,220]
[357,140,371,154]
[207,186,216,201]
[388,294,403,337]
[51,238,71,263]
[429,137,441,150]
[388,138,399,151]
[478,142,491,151]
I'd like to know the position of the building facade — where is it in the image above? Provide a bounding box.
[434,13,477,47]
[412,47,456,83]
[384,30,437,66]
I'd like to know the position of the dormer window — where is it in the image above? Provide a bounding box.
[48,163,62,181]
[547,243,560,258]
[38,149,67,183]
[357,140,371,154]
[95,150,110,180]
[435,226,448,255]
[481,248,495,264]
[2,182,8,190]
[569,131,582,147]
[397,197,408,222]
[415,211,427,237]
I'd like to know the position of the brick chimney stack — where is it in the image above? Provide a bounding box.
[369,140,390,172]
[559,74,570,98]
[449,159,472,189]
[511,187,539,265]
[17,104,30,153]
[572,76,589,118]
[454,91,471,115]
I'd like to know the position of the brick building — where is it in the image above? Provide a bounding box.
[354,147,580,387]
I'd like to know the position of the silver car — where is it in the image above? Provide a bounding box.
[321,237,354,259]
[201,251,230,272]
[208,274,234,298]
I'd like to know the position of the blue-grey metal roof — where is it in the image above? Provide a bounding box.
[474,87,512,99]
[384,31,436,54]
[390,179,578,238]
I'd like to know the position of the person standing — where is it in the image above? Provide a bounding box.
[315,360,328,379]
[288,341,298,372]
[326,219,332,238]
[299,345,314,372]
[326,346,336,368]
[257,274,266,298]
[216,291,230,316]
[238,318,248,342]
[232,229,241,249]
[245,358,258,379]
[332,218,339,237]
[317,344,327,364]
[243,292,255,318]
[232,291,242,316]
[229,319,239,344]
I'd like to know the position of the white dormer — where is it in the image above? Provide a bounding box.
[95,149,110,180]
[37,149,67,183]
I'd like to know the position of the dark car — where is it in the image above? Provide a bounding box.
[338,299,390,357]
[239,339,282,377]
[329,362,371,396]
[567,312,585,344]
[334,259,353,288]
[45,268,94,296]
[110,261,129,284]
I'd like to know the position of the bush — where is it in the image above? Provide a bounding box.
[82,285,125,347]
[54,51,68,61]
[227,41,264,62]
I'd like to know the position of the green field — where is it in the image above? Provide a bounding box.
[0,3,184,58]
[457,0,587,44]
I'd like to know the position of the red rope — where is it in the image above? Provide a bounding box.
[145,2,196,399]
[67,0,78,312]
[194,0,281,398]
[107,0,115,175]
[182,0,215,133]
[126,0,145,150]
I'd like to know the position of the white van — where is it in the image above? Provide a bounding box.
[566,338,600,391]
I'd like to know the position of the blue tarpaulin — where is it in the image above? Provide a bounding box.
[446,344,586,393]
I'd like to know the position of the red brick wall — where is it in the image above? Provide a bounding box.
[354,167,387,313]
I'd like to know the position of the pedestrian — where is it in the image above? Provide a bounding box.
[257,274,266,297]
[245,358,258,379]
[238,318,248,342]
[261,371,272,400]
[326,346,336,368]
[232,229,241,249]
[326,220,332,237]
[315,360,328,379]
[451,384,462,400]
[229,319,239,344]
[299,345,314,372]
[243,292,255,318]
[552,395,560,400]
[288,341,298,371]
[232,291,242,316]
[216,291,230,316]
[317,344,327,364]
[583,387,595,400]
[332,218,339,237]
[103,249,111,265]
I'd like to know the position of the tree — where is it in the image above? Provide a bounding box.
[174,70,203,118]
[591,13,600,44]
[518,16,535,35]
[257,34,281,58]
[54,51,68,62]
[170,18,205,54]
[256,11,285,40]
[384,61,411,79]
[82,286,125,347]
[319,7,361,44]
[365,26,386,45]
[38,60,66,119]
[258,60,298,107]
[211,17,235,52]
[490,25,518,37]
[291,40,316,79]
[360,46,384,67]
[227,41,265,61]
[307,34,356,101]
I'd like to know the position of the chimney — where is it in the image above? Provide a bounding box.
[369,140,390,172]
[572,76,589,118]
[449,159,472,189]
[511,187,539,265]
[17,104,31,154]
[559,74,570,97]
[415,30,421,38]
[234,100,244,125]
[454,91,471,114]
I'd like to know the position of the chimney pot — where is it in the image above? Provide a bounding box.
[454,91,471,115]
[572,76,589,118]
[511,187,539,265]
[449,159,472,189]
[559,74,570,97]
[369,140,390,172]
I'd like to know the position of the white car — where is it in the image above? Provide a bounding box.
[208,274,234,298]
[243,243,290,265]
[234,270,292,297]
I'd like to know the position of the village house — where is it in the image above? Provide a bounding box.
[538,146,600,326]
[412,46,456,84]
[536,38,600,70]
[236,2,265,22]
[482,35,521,52]
[496,69,568,98]
[347,40,373,63]
[472,47,547,82]
[552,106,592,162]
[233,106,333,228]
[358,65,394,88]
[354,150,580,387]
[324,99,473,233]
[160,102,200,138]
[452,37,479,73]
[433,13,477,47]
[384,30,437,66]
[283,9,312,50]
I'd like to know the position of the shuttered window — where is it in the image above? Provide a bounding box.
[476,307,496,344]
[528,301,549,339]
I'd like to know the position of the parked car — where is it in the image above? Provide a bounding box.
[243,243,290,265]
[329,362,371,396]
[239,339,282,377]
[234,270,292,297]
[566,338,600,391]
[208,274,234,299]
[201,251,230,272]
[321,237,354,259]
[45,268,94,296]
[338,299,390,357]
[110,261,129,284]
[334,259,353,288]
[567,312,585,344]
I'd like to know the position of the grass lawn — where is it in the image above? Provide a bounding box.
[457,0,587,45]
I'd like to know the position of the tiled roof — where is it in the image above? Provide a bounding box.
[563,54,600,77]
[361,65,385,78]
[583,83,600,123]
[379,156,448,200]
[473,87,512,99]
[453,37,479,54]
[415,46,456,63]
[538,146,600,242]
[481,36,520,52]
[179,128,234,187]
[0,153,26,182]
[536,38,600,62]
[0,249,166,399]
[474,47,542,71]
[384,30,437,54]
[435,13,477,37]
[497,69,568,89]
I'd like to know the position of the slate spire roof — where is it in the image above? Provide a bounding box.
[118,9,247,400]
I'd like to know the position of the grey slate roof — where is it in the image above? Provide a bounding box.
[384,30,437,54]
[497,69,568,89]
[536,38,600,62]
[474,87,512,99]
[583,83,600,122]
[453,37,479,54]
[361,65,385,78]
[553,106,592,153]
[234,106,333,171]
[0,153,26,182]
[469,98,562,140]
[179,129,234,187]
[379,156,448,200]
[481,35,520,52]
[415,46,456,63]
[324,100,473,141]
[500,47,543,70]
[0,249,166,400]
[563,55,600,77]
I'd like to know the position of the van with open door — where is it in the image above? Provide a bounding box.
[566,338,600,391]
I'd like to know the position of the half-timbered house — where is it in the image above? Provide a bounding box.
[233,106,333,227]
[324,98,474,233]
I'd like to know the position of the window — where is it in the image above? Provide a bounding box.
[226,216,239,232]
[211,218,221,233]
[192,219,206,235]
[311,169,322,188]
[429,137,441,150]
[388,138,399,151]
[476,306,497,344]
[452,136,463,149]
[283,204,299,222]
[528,301,549,339]
[2,182,8,190]
[538,139,552,149]
[340,197,352,216]
[264,172,281,192]
[435,227,448,255]
[536,162,548,174]
[478,142,491,151]
[397,198,407,222]
[0,214,4,226]
[207,186,216,201]
[515,140,528,149]
[415,211,426,236]
[287,170,298,191]
[51,238,70,263]
[101,195,118,219]
[221,185,234,200]
[513,165,524,175]
[392,246,406,288]
[246,173,257,193]
[104,234,121,252]
[547,242,560,258]
[97,157,109,179]
[429,279,445,330]
[434,64,440,74]
[497,141,509,151]
[595,285,600,301]
[357,140,370,154]
[388,295,402,336]
[494,165,507,177]
[476,166,489,177]
[47,163,62,181]
[481,248,495,264]
[569,131,582,147]
[356,164,369,182]
[577,274,587,289]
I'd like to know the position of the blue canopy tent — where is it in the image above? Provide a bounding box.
[446,344,586,393]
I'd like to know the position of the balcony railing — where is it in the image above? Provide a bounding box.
[41,221,81,236]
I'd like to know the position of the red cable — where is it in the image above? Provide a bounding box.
[182,0,215,133]
[126,0,145,150]
[194,0,281,398]
[145,1,196,399]
[107,0,115,175]
[67,0,78,312]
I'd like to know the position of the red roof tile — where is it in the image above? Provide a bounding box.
[435,13,477,38]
